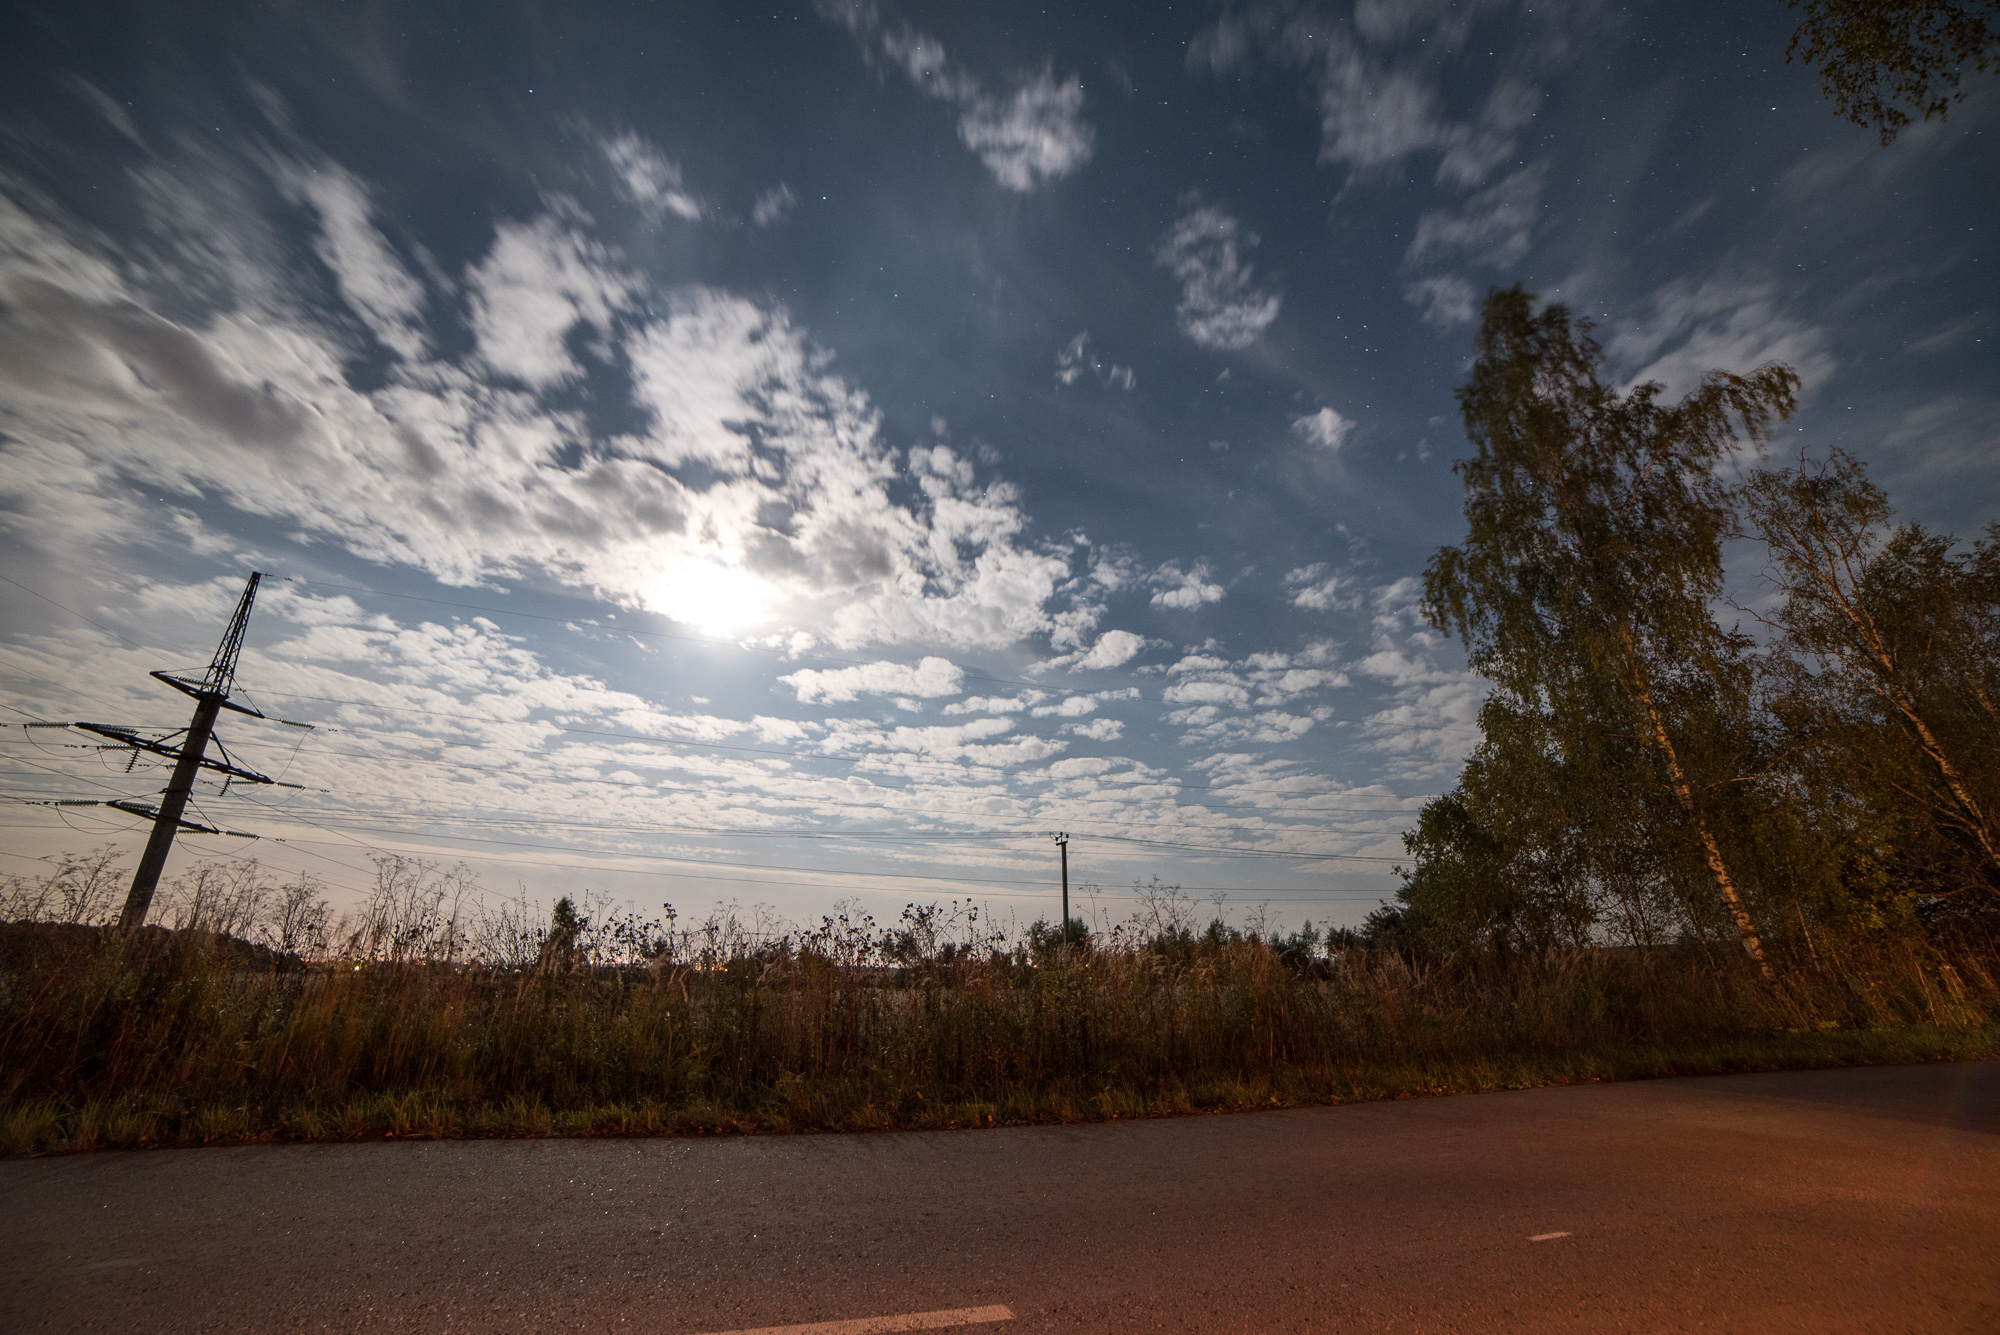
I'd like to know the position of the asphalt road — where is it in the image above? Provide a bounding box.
[3,1062,1995,1332]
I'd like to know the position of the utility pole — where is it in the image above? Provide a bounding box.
[1053,831,1069,935]
[86,574,275,930]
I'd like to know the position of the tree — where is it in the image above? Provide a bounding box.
[1425,287,1799,974]
[539,895,585,973]
[1394,783,1598,958]
[1788,1,2000,144]
[1744,449,2000,908]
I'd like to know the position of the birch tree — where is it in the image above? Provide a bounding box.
[1425,287,1798,974]
[1746,449,2000,907]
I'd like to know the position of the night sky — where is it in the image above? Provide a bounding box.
[1,1,1993,933]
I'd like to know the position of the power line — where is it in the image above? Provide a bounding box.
[239,827,1393,903]
[232,803,1399,878]
[0,573,150,651]
[8,746,1410,868]
[3,575,1414,913]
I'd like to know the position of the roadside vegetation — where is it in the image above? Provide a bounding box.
[0,851,1993,1156]
[4,284,1996,1156]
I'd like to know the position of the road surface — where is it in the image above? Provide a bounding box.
[3,1061,1996,1331]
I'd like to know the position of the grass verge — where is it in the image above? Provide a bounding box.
[7,1023,1991,1157]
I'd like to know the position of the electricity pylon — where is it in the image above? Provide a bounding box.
[72,574,280,929]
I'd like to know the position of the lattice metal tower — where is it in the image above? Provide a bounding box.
[80,574,277,929]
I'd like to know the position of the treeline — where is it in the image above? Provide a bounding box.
[1378,287,1999,969]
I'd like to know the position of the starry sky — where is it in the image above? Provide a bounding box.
[1,1,1993,935]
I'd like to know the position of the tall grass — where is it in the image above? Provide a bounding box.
[3,886,1994,1156]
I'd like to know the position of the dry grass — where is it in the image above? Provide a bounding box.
[3,915,1994,1156]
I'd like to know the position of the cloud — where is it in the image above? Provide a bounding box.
[1155,203,1282,350]
[1184,5,1564,350]
[601,132,706,222]
[1054,331,1135,390]
[468,212,636,388]
[70,76,143,145]
[752,184,798,226]
[1187,8,1545,188]
[1164,678,1251,709]
[942,694,1032,715]
[1406,164,1546,268]
[1604,275,1835,401]
[1149,562,1226,610]
[1156,643,1349,748]
[1318,55,1536,189]
[1403,274,1479,329]
[1176,710,1318,745]
[1077,628,1145,670]
[955,66,1095,191]
[0,158,1081,652]
[277,161,427,359]
[1254,668,1343,704]
[1063,717,1124,741]
[834,15,1094,191]
[780,655,965,704]
[1027,687,1138,720]
[1285,564,1354,612]
[1347,575,1484,779]
[1291,407,1354,452]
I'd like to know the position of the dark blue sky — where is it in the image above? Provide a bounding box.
[1,1,1993,931]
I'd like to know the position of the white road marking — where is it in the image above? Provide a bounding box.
[1528,1232,1572,1242]
[695,1304,1015,1335]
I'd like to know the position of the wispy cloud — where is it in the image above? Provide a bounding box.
[1605,274,1835,401]
[1291,407,1355,452]
[954,65,1094,191]
[601,131,706,222]
[276,160,428,359]
[1155,202,1282,351]
[1285,564,1352,611]
[1187,3,1572,355]
[1188,5,1547,188]
[1406,164,1546,268]
[825,7,1094,191]
[752,183,798,226]
[1403,273,1479,329]
[1054,331,1135,390]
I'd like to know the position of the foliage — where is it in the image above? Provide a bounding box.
[1788,0,2000,144]
[1405,289,1999,968]
[0,847,126,926]
[1423,286,1798,967]
[1,909,1991,1155]
[1745,449,2000,915]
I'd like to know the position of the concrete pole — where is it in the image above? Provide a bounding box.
[117,695,223,930]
